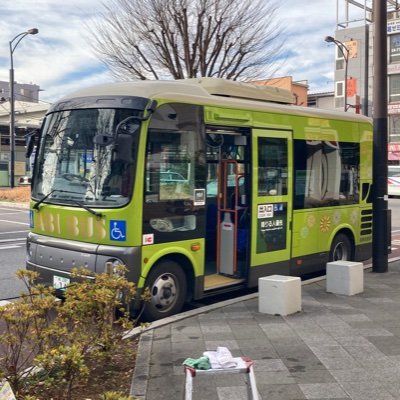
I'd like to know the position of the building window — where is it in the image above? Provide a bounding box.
[335,80,344,109]
[335,81,344,97]
[336,59,345,70]
[389,115,400,143]
[389,75,400,102]
[390,34,400,64]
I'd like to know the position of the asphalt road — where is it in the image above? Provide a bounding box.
[0,205,30,300]
[0,199,400,301]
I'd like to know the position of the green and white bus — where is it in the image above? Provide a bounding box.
[27,78,373,320]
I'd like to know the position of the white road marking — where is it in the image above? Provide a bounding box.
[0,219,29,226]
[0,212,29,216]
[0,231,29,235]
[0,238,26,243]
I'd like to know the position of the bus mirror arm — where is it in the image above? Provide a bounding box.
[140,100,157,121]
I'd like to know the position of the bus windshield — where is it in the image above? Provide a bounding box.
[32,108,140,207]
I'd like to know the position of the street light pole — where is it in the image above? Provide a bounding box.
[325,36,349,112]
[9,28,39,188]
[372,0,389,273]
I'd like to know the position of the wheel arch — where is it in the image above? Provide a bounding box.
[141,251,196,301]
[330,227,355,260]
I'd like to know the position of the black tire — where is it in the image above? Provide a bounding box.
[142,260,187,321]
[329,233,352,262]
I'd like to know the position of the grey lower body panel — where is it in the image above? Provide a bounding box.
[26,232,142,285]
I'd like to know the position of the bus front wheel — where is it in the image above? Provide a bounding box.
[142,260,187,321]
[329,233,352,262]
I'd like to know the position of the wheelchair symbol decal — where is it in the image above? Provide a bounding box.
[110,220,126,241]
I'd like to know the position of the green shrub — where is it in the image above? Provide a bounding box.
[0,266,139,399]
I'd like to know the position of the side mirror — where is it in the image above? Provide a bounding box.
[93,134,114,146]
[116,134,135,164]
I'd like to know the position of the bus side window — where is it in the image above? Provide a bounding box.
[143,103,206,237]
[258,137,288,196]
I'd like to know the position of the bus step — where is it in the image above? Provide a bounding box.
[204,274,245,291]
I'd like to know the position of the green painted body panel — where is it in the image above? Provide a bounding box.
[31,202,141,246]
[138,239,205,288]
[292,207,359,257]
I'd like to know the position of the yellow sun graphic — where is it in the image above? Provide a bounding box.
[307,215,316,228]
[320,215,331,233]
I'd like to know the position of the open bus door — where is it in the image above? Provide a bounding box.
[204,130,249,291]
[249,130,293,281]
[216,159,247,276]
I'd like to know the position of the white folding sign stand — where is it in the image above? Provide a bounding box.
[183,356,260,400]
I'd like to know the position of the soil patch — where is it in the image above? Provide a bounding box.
[0,187,30,203]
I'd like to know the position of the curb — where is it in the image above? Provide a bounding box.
[130,330,153,400]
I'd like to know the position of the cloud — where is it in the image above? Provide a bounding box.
[0,0,114,102]
[0,0,357,102]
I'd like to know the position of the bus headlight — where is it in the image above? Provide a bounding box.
[26,242,33,260]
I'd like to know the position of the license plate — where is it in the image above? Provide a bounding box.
[53,275,70,290]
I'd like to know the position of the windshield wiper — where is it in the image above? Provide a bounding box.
[33,189,62,210]
[33,189,103,219]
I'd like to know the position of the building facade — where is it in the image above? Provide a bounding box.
[0,81,48,186]
[332,0,400,162]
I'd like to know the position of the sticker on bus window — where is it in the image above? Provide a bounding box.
[257,202,287,253]
[110,220,126,241]
[257,204,273,219]
[143,234,154,245]
[194,189,206,206]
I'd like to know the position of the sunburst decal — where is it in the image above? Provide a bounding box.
[320,215,331,233]
[333,210,341,225]
[307,215,316,228]
[350,211,358,225]
[301,226,309,239]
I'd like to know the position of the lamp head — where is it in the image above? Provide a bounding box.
[27,28,39,35]
[325,36,335,43]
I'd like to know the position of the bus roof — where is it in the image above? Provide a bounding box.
[59,78,371,124]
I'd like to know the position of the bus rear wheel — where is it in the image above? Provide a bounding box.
[142,260,187,321]
[329,233,352,262]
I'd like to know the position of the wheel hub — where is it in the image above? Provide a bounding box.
[151,274,177,311]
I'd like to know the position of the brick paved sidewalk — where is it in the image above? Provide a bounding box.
[131,261,400,400]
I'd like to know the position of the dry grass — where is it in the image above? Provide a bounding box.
[0,186,30,203]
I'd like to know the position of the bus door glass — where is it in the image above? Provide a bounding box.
[251,130,292,268]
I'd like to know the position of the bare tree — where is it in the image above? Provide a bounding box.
[86,0,284,81]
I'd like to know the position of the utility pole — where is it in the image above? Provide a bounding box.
[372,0,389,272]
[9,28,39,188]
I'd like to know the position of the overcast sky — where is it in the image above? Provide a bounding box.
[0,0,367,104]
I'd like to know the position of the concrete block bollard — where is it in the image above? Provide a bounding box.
[326,261,364,296]
[258,275,301,316]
